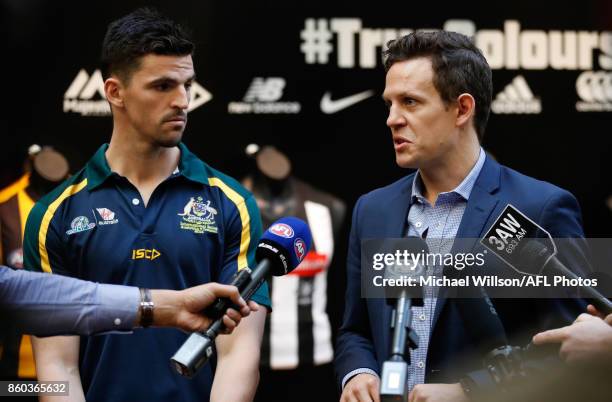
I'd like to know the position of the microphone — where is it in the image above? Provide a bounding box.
[170,217,312,378]
[480,204,550,276]
[519,241,612,315]
[384,237,427,357]
[481,204,611,315]
[380,237,426,402]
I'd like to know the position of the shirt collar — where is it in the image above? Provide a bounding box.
[176,143,209,185]
[86,142,209,191]
[410,147,486,204]
[86,144,112,190]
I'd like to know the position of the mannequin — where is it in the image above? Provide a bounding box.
[244,145,346,402]
[0,146,69,386]
[0,146,69,268]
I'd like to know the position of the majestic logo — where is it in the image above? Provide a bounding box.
[96,207,119,225]
[294,238,307,262]
[270,223,295,238]
[576,71,612,112]
[491,75,542,114]
[63,69,109,116]
[64,69,212,116]
[228,77,301,114]
[132,248,161,260]
[66,216,96,235]
[320,90,374,114]
[187,83,214,112]
[178,196,218,234]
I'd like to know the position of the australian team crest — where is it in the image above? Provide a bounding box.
[178,196,218,234]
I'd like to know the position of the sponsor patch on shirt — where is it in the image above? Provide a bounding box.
[96,207,119,225]
[66,215,96,235]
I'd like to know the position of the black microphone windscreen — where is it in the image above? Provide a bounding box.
[518,241,553,275]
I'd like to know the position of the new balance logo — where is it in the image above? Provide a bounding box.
[64,69,212,117]
[244,77,285,102]
[491,75,542,114]
[576,71,612,112]
[228,77,301,114]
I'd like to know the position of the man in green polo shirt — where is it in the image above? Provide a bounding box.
[23,8,269,402]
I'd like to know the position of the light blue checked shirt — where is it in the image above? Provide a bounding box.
[406,147,485,390]
[341,147,486,390]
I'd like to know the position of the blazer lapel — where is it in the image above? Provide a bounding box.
[432,156,502,327]
[383,174,415,238]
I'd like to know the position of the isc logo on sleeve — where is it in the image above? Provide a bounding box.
[132,249,161,260]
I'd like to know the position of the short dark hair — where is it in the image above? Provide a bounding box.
[383,31,492,142]
[101,8,194,82]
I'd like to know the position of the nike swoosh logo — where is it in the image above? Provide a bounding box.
[320,90,374,114]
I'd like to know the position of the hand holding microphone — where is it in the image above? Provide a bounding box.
[478,204,612,372]
[586,304,612,324]
[171,217,312,378]
[153,282,259,334]
[532,312,612,365]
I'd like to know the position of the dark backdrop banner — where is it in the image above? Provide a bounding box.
[1,0,611,235]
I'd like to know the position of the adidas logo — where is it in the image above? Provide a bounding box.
[491,75,542,114]
[228,77,301,114]
[575,71,612,112]
[63,69,212,117]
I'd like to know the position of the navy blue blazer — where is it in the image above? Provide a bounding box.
[335,155,587,387]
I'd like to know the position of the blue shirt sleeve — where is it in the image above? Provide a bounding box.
[0,266,138,336]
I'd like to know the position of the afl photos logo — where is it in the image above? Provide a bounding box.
[270,223,295,238]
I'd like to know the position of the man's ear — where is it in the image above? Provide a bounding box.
[104,77,124,109]
[455,93,476,129]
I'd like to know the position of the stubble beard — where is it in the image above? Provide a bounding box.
[155,116,188,148]
[155,130,184,148]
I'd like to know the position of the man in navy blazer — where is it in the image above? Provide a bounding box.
[335,31,586,402]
